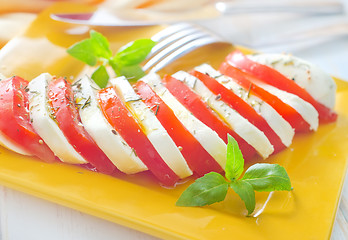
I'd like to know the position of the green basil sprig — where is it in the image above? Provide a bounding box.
[176,135,292,216]
[67,30,156,88]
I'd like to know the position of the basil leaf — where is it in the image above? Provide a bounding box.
[109,58,120,76]
[90,30,112,59]
[91,65,109,89]
[114,39,156,66]
[225,134,244,181]
[242,163,291,192]
[229,180,255,215]
[120,65,146,82]
[176,172,228,207]
[67,39,97,66]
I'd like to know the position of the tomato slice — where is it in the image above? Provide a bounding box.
[225,50,337,123]
[98,86,179,186]
[190,70,286,153]
[135,80,223,176]
[162,74,257,161]
[48,77,115,174]
[219,62,312,133]
[0,76,55,162]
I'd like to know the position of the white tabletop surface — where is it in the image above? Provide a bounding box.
[1,1,348,239]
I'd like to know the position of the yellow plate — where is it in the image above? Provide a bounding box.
[0,3,348,240]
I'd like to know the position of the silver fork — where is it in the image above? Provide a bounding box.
[143,23,230,73]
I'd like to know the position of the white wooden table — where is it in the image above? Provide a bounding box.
[1,3,348,240]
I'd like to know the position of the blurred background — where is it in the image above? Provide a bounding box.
[0,0,347,78]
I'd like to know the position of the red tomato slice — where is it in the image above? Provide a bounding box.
[226,50,337,123]
[135,80,223,176]
[190,70,286,153]
[48,77,115,174]
[219,62,312,133]
[98,86,179,186]
[0,76,55,162]
[163,75,257,161]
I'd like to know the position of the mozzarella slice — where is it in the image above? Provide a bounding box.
[172,71,274,159]
[110,77,192,179]
[28,73,87,164]
[142,73,227,169]
[249,53,336,109]
[194,64,294,147]
[74,76,147,174]
[257,81,319,131]
[0,131,32,155]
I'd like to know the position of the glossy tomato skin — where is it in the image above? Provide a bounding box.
[190,70,286,153]
[0,76,56,162]
[135,81,223,176]
[219,62,312,133]
[163,75,257,161]
[48,77,115,174]
[226,50,337,123]
[98,86,179,186]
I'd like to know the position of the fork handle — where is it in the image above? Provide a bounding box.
[216,0,344,15]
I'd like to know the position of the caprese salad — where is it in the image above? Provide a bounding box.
[0,50,337,186]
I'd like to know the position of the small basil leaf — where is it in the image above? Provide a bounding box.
[114,39,156,66]
[176,172,228,207]
[242,163,291,192]
[225,134,244,181]
[91,65,109,89]
[67,39,97,66]
[90,30,112,59]
[109,58,121,76]
[120,65,146,83]
[229,180,255,215]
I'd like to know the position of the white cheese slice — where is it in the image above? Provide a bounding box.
[194,64,294,147]
[249,53,336,109]
[28,73,87,164]
[142,73,227,169]
[173,71,274,159]
[110,77,192,179]
[74,76,147,174]
[0,131,32,156]
[257,82,319,131]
